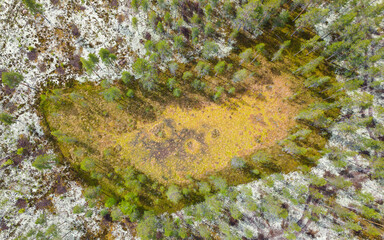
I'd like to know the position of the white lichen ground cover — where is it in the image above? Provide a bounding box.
[1,0,383,239]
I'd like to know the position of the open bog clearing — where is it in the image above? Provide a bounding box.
[41,67,303,185]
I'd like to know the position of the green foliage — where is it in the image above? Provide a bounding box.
[271,40,291,62]
[229,204,243,220]
[195,61,210,77]
[133,58,152,77]
[209,176,227,192]
[295,57,324,75]
[111,207,123,221]
[85,210,93,217]
[173,88,182,97]
[191,13,201,25]
[202,41,219,59]
[240,48,253,63]
[156,40,171,59]
[182,71,193,81]
[126,89,134,98]
[45,224,58,238]
[0,112,14,125]
[156,21,164,33]
[105,197,117,208]
[345,221,362,231]
[169,62,178,75]
[204,4,213,17]
[121,71,133,84]
[166,185,183,203]
[164,12,171,24]
[228,87,235,95]
[304,76,330,89]
[88,53,99,64]
[191,79,206,91]
[35,213,46,225]
[119,200,138,219]
[192,27,199,44]
[100,87,122,102]
[137,213,158,240]
[231,157,246,169]
[99,48,112,64]
[80,57,96,75]
[2,72,24,89]
[173,35,184,51]
[232,69,248,83]
[213,86,224,101]
[100,209,109,217]
[1,159,13,168]
[296,109,332,128]
[167,78,177,90]
[360,206,382,220]
[197,224,211,239]
[214,61,226,76]
[252,151,271,165]
[198,181,211,195]
[32,154,56,170]
[73,205,84,214]
[204,22,215,37]
[132,17,138,28]
[80,158,96,172]
[84,186,101,199]
[22,0,43,15]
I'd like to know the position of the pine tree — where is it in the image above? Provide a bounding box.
[271,40,291,61]
[192,27,199,45]
[204,23,215,38]
[156,40,171,60]
[202,41,219,59]
[0,112,14,125]
[250,43,265,64]
[2,72,24,89]
[169,62,178,76]
[133,58,152,77]
[239,48,253,64]
[32,154,57,170]
[137,213,158,240]
[213,86,224,101]
[231,156,246,169]
[232,69,248,83]
[166,185,183,203]
[195,61,210,77]
[182,71,193,81]
[22,0,43,15]
[121,71,133,85]
[214,61,226,76]
[294,56,324,75]
[100,87,122,102]
[173,35,184,54]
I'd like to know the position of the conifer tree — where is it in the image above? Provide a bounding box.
[173,35,184,54]
[232,69,248,83]
[214,61,226,76]
[32,154,57,170]
[271,40,291,62]
[166,185,183,203]
[100,87,122,102]
[239,48,253,64]
[202,41,219,59]
[0,112,14,125]
[251,43,265,64]
[195,61,210,77]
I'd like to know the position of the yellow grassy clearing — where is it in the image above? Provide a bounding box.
[116,74,298,184]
